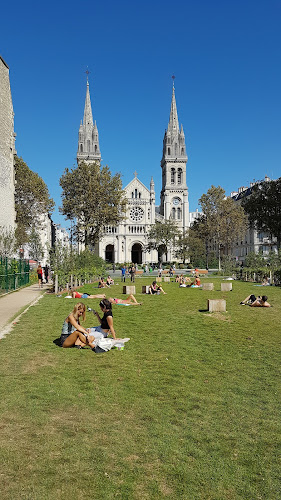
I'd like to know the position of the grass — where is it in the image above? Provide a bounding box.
[0,278,280,499]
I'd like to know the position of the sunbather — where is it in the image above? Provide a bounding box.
[240,294,271,307]
[60,303,91,348]
[149,281,167,295]
[108,294,142,305]
[71,290,106,299]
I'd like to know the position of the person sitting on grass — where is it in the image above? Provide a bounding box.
[106,275,115,286]
[191,276,201,287]
[240,294,271,307]
[60,302,92,348]
[71,290,106,299]
[76,299,119,348]
[98,277,109,288]
[108,294,142,306]
[149,281,167,295]
[175,275,180,283]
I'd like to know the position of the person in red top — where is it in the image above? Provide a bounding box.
[71,290,106,299]
[36,264,43,288]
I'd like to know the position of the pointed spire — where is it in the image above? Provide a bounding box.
[168,81,179,134]
[83,81,93,127]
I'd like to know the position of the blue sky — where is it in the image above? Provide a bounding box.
[1,0,280,229]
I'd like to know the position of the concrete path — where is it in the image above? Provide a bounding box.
[0,283,48,339]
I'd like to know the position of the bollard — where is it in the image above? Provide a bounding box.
[208,299,226,312]
[221,283,232,292]
[202,283,214,291]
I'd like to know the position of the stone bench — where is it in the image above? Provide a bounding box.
[123,285,136,294]
[208,299,226,312]
[221,283,232,291]
[135,270,143,276]
[163,277,170,282]
[202,283,214,291]
[156,277,162,283]
[142,285,150,294]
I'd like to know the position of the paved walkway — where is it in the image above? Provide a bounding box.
[0,283,48,339]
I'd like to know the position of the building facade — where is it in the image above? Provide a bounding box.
[77,81,190,264]
[231,176,277,264]
[0,56,16,231]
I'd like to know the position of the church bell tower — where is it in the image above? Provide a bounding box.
[77,78,101,165]
[160,81,189,231]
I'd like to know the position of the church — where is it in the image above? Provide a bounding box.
[77,80,191,265]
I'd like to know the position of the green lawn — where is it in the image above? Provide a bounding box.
[0,278,280,499]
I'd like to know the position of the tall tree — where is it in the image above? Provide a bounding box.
[28,228,44,262]
[59,161,125,248]
[14,156,55,246]
[242,177,281,249]
[0,227,16,257]
[147,220,180,262]
[198,185,247,269]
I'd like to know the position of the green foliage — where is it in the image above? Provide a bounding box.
[49,243,106,289]
[28,229,44,262]
[59,161,125,248]
[147,220,180,261]
[197,185,247,269]
[0,226,16,257]
[242,177,281,248]
[14,156,55,246]
[244,251,266,269]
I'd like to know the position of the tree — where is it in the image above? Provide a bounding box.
[147,220,180,262]
[0,227,16,257]
[28,229,44,262]
[198,185,247,270]
[242,177,281,249]
[174,230,205,265]
[14,156,55,246]
[59,162,125,248]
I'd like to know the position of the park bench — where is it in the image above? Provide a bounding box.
[135,270,143,276]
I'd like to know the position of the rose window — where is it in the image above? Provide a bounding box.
[130,206,144,221]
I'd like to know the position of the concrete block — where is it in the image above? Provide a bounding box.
[208,299,226,312]
[156,277,162,283]
[202,283,214,291]
[221,283,232,292]
[142,285,150,294]
[123,285,136,294]
[163,277,170,282]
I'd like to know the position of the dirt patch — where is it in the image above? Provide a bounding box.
[22,353,56,374]
[204,312,231,322]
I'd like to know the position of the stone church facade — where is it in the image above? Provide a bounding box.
[0,56,16,231]
[77,80,190,264]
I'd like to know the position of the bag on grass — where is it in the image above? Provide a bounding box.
[93,338,112,354]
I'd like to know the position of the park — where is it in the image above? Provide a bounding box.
[0,274,280,499]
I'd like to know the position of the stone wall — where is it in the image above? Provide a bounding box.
[0,56,16,230]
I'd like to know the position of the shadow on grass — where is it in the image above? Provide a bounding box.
[53,337,62,347]
[199,309,209,313]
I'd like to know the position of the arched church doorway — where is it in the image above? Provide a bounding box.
[105,244,114,263]
[131,243,142,264]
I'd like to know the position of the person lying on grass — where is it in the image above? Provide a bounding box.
[75,299,120,348]
[240,294,271,307]
[60,302,92,348]
[108,294,142,305]
[149,281,167,295]
[71,290,106,299]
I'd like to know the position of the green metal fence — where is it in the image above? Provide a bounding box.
[0,257,30,293]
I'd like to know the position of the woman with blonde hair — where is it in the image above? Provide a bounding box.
[60,302,91,348]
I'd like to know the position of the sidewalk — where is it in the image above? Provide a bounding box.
[0,283,48,338]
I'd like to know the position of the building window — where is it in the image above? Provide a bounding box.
[171,208,176,219]
[80,144,83,152]
[168,147,171,155]
[181,147,185,155]
[87,140,90,151]
[177,168,182,184]
[177,208,181,219]
[171,168,175,184]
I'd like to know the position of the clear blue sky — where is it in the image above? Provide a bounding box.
[1,0,281,229]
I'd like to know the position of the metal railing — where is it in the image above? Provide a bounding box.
[0,257,30,293]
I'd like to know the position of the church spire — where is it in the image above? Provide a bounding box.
[167,82,179,134]
[83,81,94,128]
[77,79,101,165]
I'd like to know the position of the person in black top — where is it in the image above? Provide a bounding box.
[91,299,118,339]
